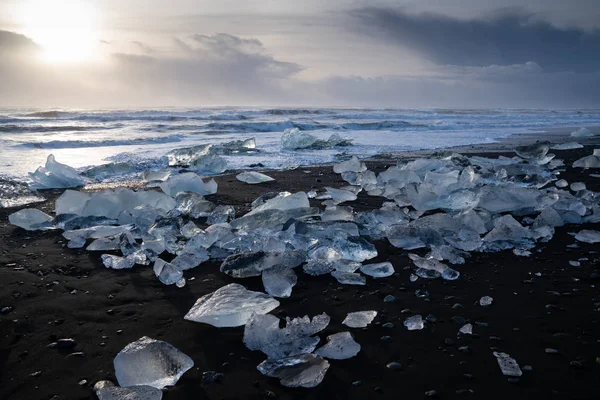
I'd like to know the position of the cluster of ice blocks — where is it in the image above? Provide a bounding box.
[9,143,600,390]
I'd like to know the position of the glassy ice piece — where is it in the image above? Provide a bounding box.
[573,155,600,168]
[94,381,163,400]
[153,259,183,285]
[184,283,279,327]
[87,232,135,252]
[55,190,91,215]
[101,254,136,270]
[160,173,218,197]
[334,236,377,262]
[331,271,366,285]
[404,315,424,331]
[114,336,194,389]
[515,141,551,159]
[315,332,360,360]
[303,260,334,276]
[483,215,529,242]
[281,128,317,150]
[342,311,377,328]
[570,182,586,191]
[459,323,473,335]
[221,250,305,278]
[574,230,600,243]
[206,205,235,225]
[570,127,594,137]
[175,192,215,218]
[551,142,583,150]
[324,187,357,205]
[555,179,568,188]
[480,296,493,306]
[257,354,330,388]
[424,189,479,212]
[0,178,45,208]
[244,313,329,359]
[165,144,212,167]
[190,154,227,175]
[9,208,53,230]
[360,262,394,278]
[321,206,354,222]
[247,191,309,216]
[144,169,172,182]
[333,156,367,174]
[493,352,523,377]
[262,265,297,298]
[236,171,275,184]
[333,259,362,273]
[29,154,86,189]
[181,221,201,239]
[171,247,209,271]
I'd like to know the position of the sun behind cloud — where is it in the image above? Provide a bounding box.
[19,0,100,64]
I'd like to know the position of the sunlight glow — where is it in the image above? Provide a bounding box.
[20,0,100,64]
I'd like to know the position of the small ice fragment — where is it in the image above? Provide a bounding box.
[573,155,600,168]
[303,260,334,276]
[570,182,586,191]
[569,260,580,267]
[570,127,594,137]
[493,352,523,377]
[160,173,218,196]
[342,311,377,328]
[333,156,367,174]
[555,179,568,188]
[9,208,53,230]
[176,278,186,288]
[184,283,279,327]
[404,315,424,331]
[236,171,275,184]
[315,332,361,360]
[459,323,473,335]
[256,354,330,388]
[331,271,366,285]
[575,230,600,243]
[262,265,297,298]
[113,336,194,389]
[324,187,357,205]
[94,382,163,400]
[190,154,227,175]
[551,142,583,150]
[144,169,172,182]
[101,254,135,270]
[480,296,493,306]
[360,261,395,278]
[153,259,183,285]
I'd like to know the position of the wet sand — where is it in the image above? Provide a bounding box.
[1,137,600,399]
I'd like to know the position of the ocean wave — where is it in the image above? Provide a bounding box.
[0,124,124,133]
[13,134,184,149]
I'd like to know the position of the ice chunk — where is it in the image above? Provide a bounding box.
[404,315,424,330]
[570,127,594,137]
[333,156,367,174]
[153,259,183,285]
[555,179,568,188]
[321,206,354,222]
[171,246,209,271]
[29,154,86,189]
[303,260,335,276]
[175,192,215,218]
[113,336,193,389]
[9,208,53,230]
[281,128,352,150]
[246,191,309,216]
[515,141,551,159]
[101,254,136,270]
[0,178,45,208]
[570,182,586,191]
[236,171,275,184]
[206,205,235,225]
[409,254,460,280]
[256,354,330,388]
[333,236,377,262]
[331,271,366,285]
[94,381,162,400]
[144,169,172,182]
[342,311,377,328]
[574,230,600,243]
[55,190,91,215]
[160,173,218,197]
[315,332,360,360]
[262,265,298,298]
[573,155,600,168]
[165,144,211,167]
[551,142,583,150]
[483,215,529,242]
[184,283,279,327]
[360,262,394,278]
[480,296,493,306]
[87,232,135,252]
[459,323,473,335]
[190,154,227,175]
[493,352,523,377]
[324,187,357,205]
[243,313,329,359]
[220,250,305,278]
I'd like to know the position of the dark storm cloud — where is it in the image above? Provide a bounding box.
[351,8,600,72]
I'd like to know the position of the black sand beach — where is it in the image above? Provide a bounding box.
[1,143,600,400]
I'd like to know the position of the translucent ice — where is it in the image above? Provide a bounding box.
[515,141,551,160]
[404,315,424,330]
[324,187,357,205]
[220,250,305,278]
[246,191,309,216]
[480,296,493,306]
[574,230,600,243]
[153,259,184,285]
[493,352,523,377]
[331,271,366,285]
[256,354,330,388]
[342,311,377,328]
[29,154,86,189]
[243,313,329,359]
[281,128,352,150]
[160,173,218,197]
[113,336,193,389]
[262,265,298,298]
[321,206,354,222]
[359,261,395,278]
[459,323,473,335]
[573,155,600,168]
[570,127,594,137]
[555,179,568,188]
[184,283,279,327]
[315,332,360,360]
[101,254,136,270]
[55,190,91,215]
[236,171,275,184]
[9,208,53,230]
[570,182,586,191]
[94,381,162,400]
[190,154,227,175]
[551,142,583,150]
[333,156,367,174]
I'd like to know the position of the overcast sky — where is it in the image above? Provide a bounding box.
[0,0,599,108]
